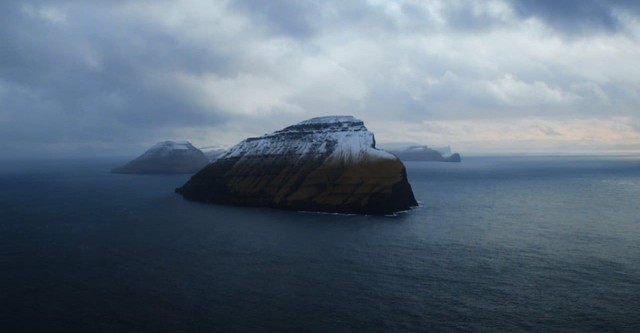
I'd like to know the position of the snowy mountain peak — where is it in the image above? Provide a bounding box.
[112,140,208,174]
[275,115,366,135]
[176,116,417,214]
[222,116,394,163]
[148,141,193,153]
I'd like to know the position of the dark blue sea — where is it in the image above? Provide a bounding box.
[1,156,639,332]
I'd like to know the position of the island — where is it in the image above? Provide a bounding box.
[111,141,209,174]
[175,116,418,215]
[389,145,461,162]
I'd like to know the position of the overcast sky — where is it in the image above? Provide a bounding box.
[2,0,640,157]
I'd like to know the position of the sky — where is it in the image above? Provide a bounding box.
[2,0,640,157]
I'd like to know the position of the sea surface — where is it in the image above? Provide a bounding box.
[1,156,639,332]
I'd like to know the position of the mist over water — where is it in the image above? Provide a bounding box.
[1,156,639,332]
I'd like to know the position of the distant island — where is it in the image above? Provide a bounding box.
[176,116,418,215]
[112,141,209,174]
[199,146,226,162]
[389,145,461,162]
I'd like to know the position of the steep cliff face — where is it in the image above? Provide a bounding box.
[176,116,418,214]
[112,141,209,174]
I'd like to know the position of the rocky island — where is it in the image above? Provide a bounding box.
[112,141,209,174]
[390,145,461,162]
[176,116,418,215]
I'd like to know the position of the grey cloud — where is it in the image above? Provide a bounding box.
[509,0,640,35]
[537,125,561,137]
[437,3,510,32]
[0,2,230,156]
[230,0,321,39]
[230,0,425,39]
[228,0,517,39]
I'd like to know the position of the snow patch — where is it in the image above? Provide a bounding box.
[221,116,395,163]
[327,130,395,164]
[148,141,192,152]
[297,115,359,125]
[143,141,196,157]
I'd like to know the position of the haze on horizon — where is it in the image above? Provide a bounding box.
[2,0,640,158]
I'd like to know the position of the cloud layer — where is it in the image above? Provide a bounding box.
[2,0,639,156]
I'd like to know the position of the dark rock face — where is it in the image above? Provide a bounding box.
[390,145,461,162]
[446,153,461,162]
[176,116,418,215]
[112,141,209,174]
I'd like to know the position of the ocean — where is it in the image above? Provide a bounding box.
[1,156,639,332]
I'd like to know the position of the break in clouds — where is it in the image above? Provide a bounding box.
[1,0,640,156]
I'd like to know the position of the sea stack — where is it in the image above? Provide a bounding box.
[112,141,209,174]
[176,116,418,214]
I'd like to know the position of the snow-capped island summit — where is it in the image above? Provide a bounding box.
[112,141,209,174]
[176,116,418,215]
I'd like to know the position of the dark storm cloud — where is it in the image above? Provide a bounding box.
[510,0,640,34]
[0,1,229,156]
